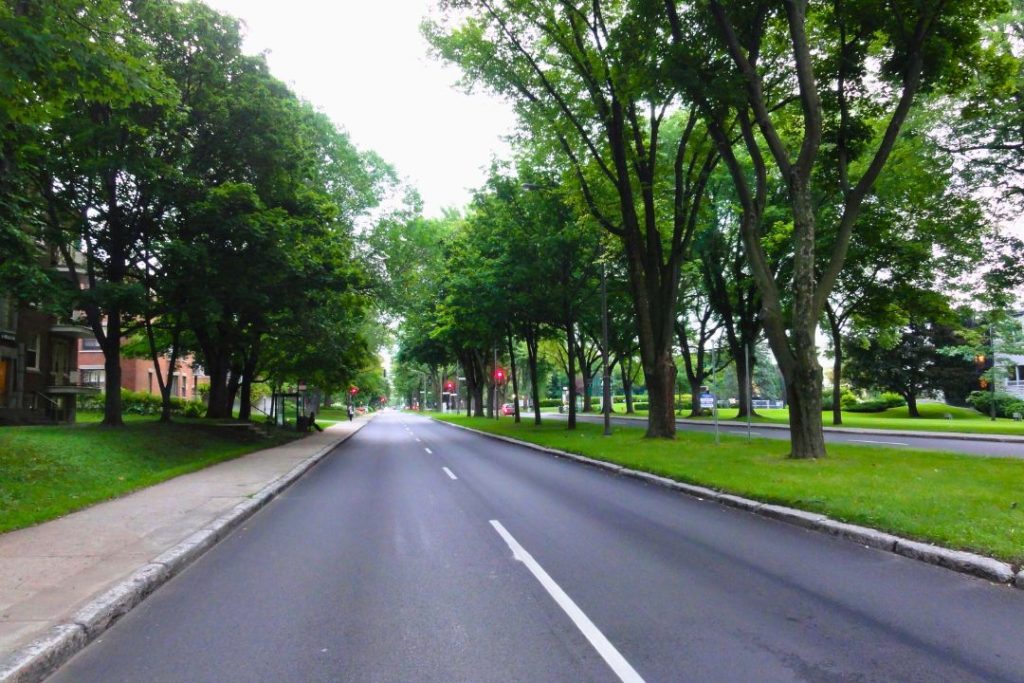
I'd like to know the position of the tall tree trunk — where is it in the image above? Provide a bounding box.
[225,361,242,418]
[204,355,229,419]
[526,329,542,425]
[644,348,677,436]
[507,331,521,423]
[621,364,634,414]
[784,344,827,459]
[100,310,123,426]
[471,351,485,417]
[575,338,594,413]
[238,349,258,422]
[906,392,920,418]
[826,305,844,426]
[732,346,755,420]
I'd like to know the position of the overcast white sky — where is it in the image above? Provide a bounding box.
[203,0,516,217]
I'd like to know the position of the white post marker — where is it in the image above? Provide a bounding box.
[489,520,645,683]
[442,467,458,480]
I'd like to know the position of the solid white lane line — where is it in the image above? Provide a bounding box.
[443,467,458,480]
[424,447,433,454]
[489,520,645,683]
[849,439,908,446]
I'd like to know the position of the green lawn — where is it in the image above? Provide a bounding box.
[0,418,299,534]
[581,401,1024,436]
[435,414,1024,565]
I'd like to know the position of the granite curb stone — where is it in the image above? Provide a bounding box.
[0,626,86,683]
[72,563,170,639]
[433,417,1021,589]
[0,419,370,683]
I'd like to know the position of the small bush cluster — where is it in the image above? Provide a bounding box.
[80,389,205,417]
[968,391,1024,419]
[537,398,562,408]
[839,392,907,413]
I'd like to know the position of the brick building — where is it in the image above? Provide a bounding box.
[77,339,207,401]
[0,294,98,424]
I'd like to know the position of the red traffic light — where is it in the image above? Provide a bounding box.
[494,368,506,383]
[349,386,359,395]
[445,381,455,391]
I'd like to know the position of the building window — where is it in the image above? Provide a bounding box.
[25,335,40,370]
[81,369,105,388]
[82,337,101,351]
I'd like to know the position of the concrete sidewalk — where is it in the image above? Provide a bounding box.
[0,416,369,677]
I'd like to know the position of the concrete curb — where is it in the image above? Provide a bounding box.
[569,411,1024,444]
[434,418,1021,588]
[0,419,370,683]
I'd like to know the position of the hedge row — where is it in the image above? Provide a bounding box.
[80,389,205,418]
[968,391,1024,419]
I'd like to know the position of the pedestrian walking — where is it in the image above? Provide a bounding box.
[347,404,354,421]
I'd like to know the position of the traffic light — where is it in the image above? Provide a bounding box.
[349,386,359,395]
[494,368,506,384]
[445,381,455,392]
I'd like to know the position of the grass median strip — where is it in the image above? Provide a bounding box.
[599,403,1024,436]
[0,419,299,534]
[435,414,1024,566]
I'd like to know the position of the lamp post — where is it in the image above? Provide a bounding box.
[601,258,612,436]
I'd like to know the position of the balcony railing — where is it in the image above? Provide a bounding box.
[50,313,95,339]
[48,370,102,393]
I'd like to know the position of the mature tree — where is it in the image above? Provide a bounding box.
[942,0,1024,210]
[694,210,763,419]
[34,0,183,426]
[0,0,168,301]
[675,267,729,417]
[663,0,1002,456]
[823,119,987,424]
[845,297,976,416]
[428,3,719,437]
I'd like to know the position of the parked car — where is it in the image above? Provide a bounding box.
[501,403,515,415]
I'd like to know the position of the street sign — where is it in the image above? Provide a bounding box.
[700,393,715,409]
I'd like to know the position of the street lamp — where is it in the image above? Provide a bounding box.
[600,255,612,436]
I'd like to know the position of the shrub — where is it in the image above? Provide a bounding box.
[183,401,205,418]
[537,398,562,408]
[839,389,860,409]
[879,392,907,408]
[968,391,1024,418]
[845,400,889,413]
[82,389,203,417]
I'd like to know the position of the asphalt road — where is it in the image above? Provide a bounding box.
[549,411,1024,459]
[51,412,1024,682]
